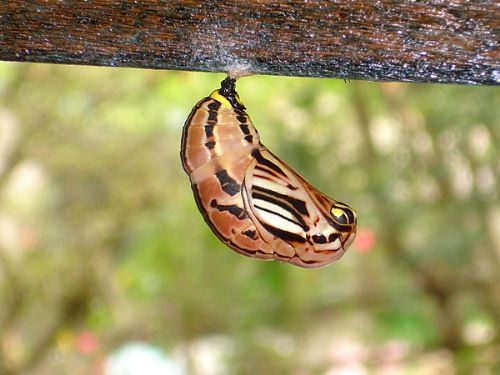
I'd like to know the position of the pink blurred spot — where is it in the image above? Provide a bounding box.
[354,228,376,253]
[76,331,99,355]
[19,225,40,251]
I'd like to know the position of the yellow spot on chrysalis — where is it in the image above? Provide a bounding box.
[331,207,345,218]
[210,90,232,108]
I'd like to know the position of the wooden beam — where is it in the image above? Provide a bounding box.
[0,1,498,85]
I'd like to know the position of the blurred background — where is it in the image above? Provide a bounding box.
[0,62,498,374]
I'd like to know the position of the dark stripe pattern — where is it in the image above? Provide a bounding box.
[249,152,312,243]
[215,170,240,196]
[210,199,247,220]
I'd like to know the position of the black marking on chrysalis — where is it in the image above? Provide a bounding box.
[205,124,214,137]
[210,199,247,220]
[216,170,241,196]
[261,223,307,243]
[243,229,259,240]
[208,101,221,111]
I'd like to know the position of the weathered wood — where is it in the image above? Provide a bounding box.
[0,1,498,85]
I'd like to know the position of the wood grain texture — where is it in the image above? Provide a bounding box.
[0,1,498,84]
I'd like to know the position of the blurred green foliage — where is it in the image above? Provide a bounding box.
[0,62,498,374]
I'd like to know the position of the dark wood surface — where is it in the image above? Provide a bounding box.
[1,1,498,84]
